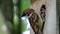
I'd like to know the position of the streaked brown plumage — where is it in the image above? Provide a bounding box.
[22,9,43,34]
[29,12,41,34]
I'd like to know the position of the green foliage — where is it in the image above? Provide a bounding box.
[20,0,30,33]
[20,0,30,14]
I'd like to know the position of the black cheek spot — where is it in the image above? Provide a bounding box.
[27,14,30,16]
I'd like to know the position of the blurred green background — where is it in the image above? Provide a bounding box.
[0,0,30,34]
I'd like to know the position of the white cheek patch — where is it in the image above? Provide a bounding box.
[21,16,30,29]
[21,16,35,34]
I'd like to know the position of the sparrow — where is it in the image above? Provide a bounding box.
[21,9,43,34]
[40,5,46,32]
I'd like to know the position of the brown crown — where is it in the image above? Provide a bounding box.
[22,9,35,16]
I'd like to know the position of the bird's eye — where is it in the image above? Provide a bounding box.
[27,14,30,16]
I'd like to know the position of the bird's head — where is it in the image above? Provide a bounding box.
[21,9,35,17]
[21,9,35,24]
[21,9,35,30]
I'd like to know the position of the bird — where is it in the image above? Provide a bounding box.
[40,5,46,32]
[21,9,43,34]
